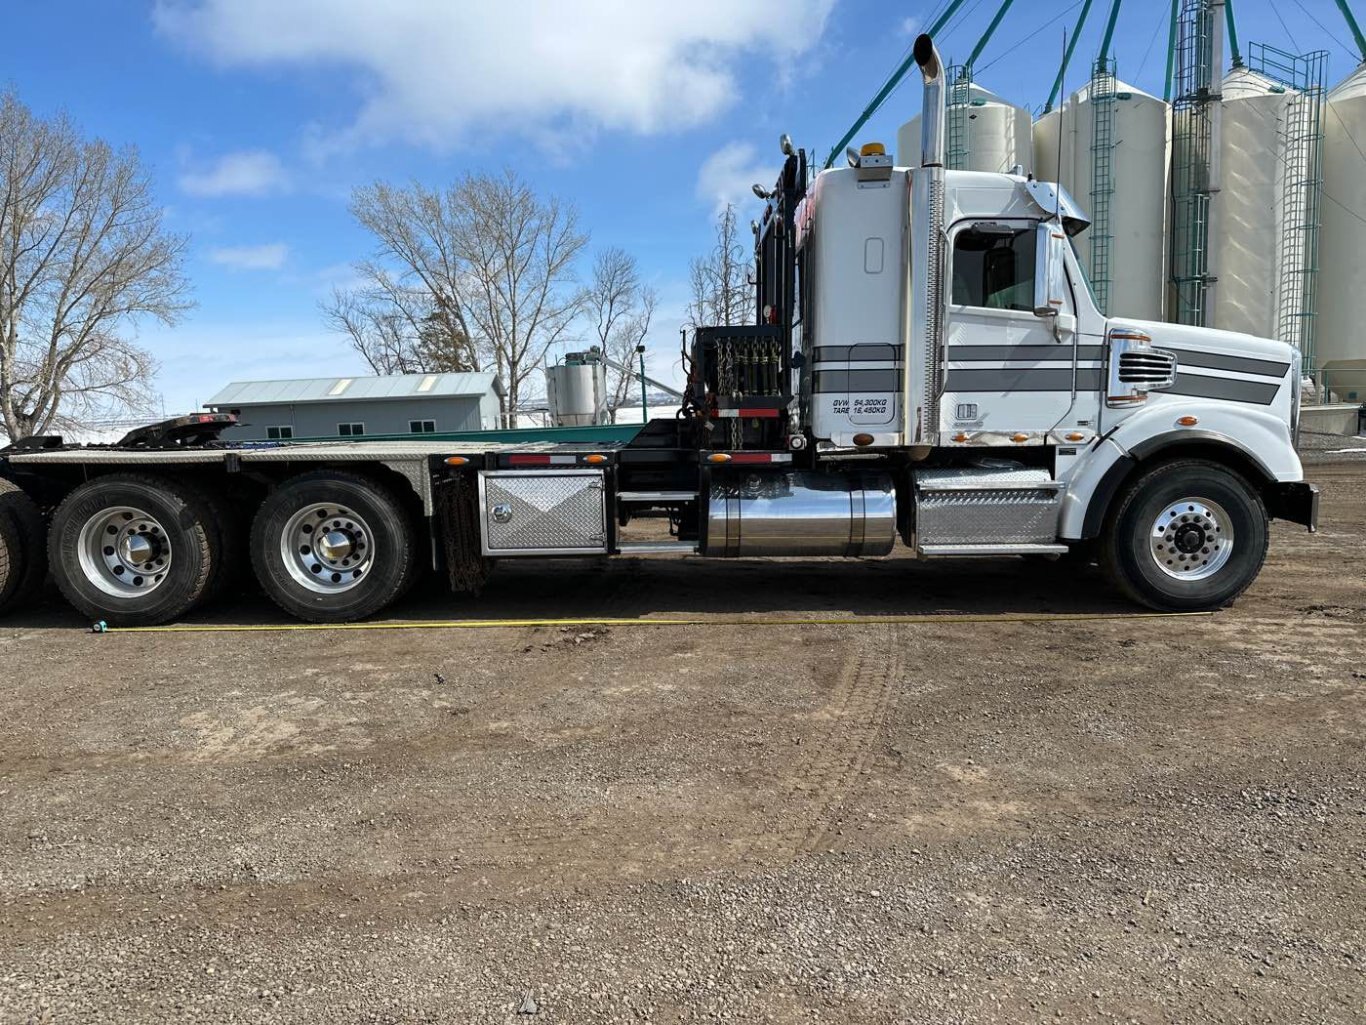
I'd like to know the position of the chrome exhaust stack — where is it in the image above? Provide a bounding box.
[905,33,948,446]
[914,33,946,168]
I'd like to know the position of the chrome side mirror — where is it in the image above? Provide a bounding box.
[1034,222,1068,318]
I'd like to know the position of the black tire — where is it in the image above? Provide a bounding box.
[250,471,416,623]
[195,484,245,604]
[48,474,219,627]
[0,479,46,615]
[1101,459,1269,612]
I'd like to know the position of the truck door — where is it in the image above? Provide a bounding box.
[939,220,1078,439]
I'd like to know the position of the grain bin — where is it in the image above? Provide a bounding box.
[1210,67,1304,341]
[1034,77,1168,320]
[896,81,1033,174]
[1317,64,1366,385]
[545,349,607,427]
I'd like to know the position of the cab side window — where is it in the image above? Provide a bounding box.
[951,226,1036,312]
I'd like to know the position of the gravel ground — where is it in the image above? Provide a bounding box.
[0,464,1363,1024]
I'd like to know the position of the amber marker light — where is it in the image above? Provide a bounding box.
[707,453,732,463]
[1011,433,1029,443]
[953,433,969,443]
[853,433,874,447]
[1065,432,1086,442]
[1177,416,1199,427]
[585,453,608,464]
[444,456,469,466]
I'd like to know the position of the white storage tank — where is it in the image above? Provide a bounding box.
[1210,67,1302,342]
[1034,77,1168,320]
[897,81,1033,174]
[1317,64,1366,390]
[545,349,607,427]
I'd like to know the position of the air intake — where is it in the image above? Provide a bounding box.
[1108,331,1177,406]
[1118,350,1178,385]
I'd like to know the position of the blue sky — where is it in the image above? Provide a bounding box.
[5,0,1361,415]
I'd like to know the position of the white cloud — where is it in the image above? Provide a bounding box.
[207,242,289,270]
[696,142,775,216]
[179,150,290,197]
[153,1,836,148]
[899,16,922,37]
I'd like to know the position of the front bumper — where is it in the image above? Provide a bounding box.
[1270,481,1320,532]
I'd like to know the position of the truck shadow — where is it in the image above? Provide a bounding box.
[3,553,1138,630]
[424,554,1135,620]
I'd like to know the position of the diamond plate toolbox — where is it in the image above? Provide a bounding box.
[478,470,607,556]
[914,466,1064,547]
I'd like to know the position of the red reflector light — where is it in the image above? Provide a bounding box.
[508,454,551,466]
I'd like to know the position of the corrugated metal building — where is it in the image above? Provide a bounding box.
[205,373,504,441]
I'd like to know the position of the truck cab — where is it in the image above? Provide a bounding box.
[749,33,1317,610]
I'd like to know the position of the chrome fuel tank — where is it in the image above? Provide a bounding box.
[703,471,897,558]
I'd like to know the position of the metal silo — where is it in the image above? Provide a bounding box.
[545,349,607,427]
[896,79,1033,173]
[1211,50,1326,357]
[1034,72,1169,320]
[1317,64,1366,395]
[1211,67,1300,340]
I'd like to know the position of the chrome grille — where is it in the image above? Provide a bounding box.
[1118,349,1178,386]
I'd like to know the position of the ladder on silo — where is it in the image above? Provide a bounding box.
[1170,0,1217,326]
[946,64,973,171]
[1249,42,1327,366]
[1089,58,1118,315]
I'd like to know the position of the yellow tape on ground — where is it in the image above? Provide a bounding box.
[100,611,1213,634]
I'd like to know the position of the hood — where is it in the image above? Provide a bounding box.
[1111,319,1299,410]
[1114,319,1299,366]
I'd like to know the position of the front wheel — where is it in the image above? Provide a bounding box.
[250,471,417,623]
[1101,459,1269,612]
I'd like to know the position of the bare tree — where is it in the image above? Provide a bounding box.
[322,181,481,377]
[0,92,190,440]
[454,170,588,420]
[686,204,751,329]
[323,282,470,376]
[584,247,658,422]
[326,170,587,423]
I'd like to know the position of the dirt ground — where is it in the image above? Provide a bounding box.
[1,462,1363,1024]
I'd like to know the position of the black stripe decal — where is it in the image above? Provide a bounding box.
[1166,373,1281,405]
[813,369,903,393]
[1165,348,1291,377]
[814,344,899,363]
[944,368,1103,392]
[947,345,1106,362]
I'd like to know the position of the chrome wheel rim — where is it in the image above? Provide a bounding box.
[77,506,173,598]
[280,504,373,594]
[1149,497,1234,581]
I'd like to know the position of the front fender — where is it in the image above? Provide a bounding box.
[1059,402,1303,539]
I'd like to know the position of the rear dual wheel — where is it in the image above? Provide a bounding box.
[0,479,47,616]
[250,471,417,623]
[48,475,220,627]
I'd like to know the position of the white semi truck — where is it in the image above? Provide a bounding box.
[0,35,1317,627]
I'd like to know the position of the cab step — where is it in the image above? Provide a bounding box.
[617,490,698,503]
[918,543,1069,557]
